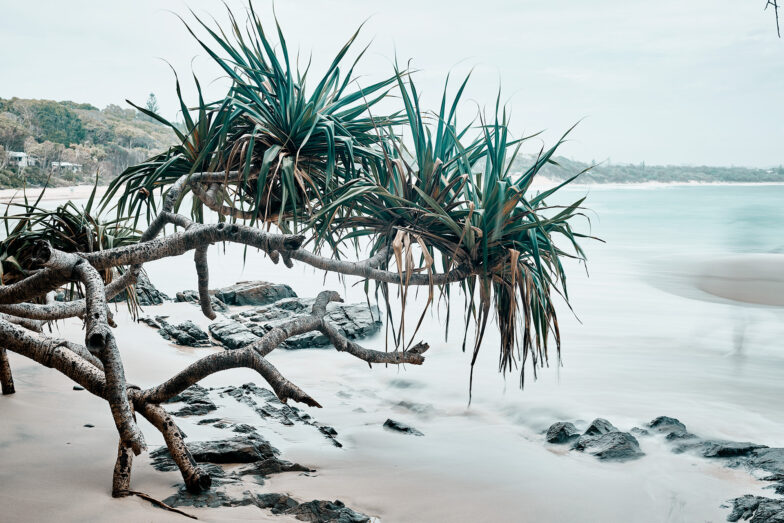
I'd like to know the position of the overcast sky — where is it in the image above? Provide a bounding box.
[1,0,782,167]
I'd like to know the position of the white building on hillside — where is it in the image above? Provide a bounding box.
[51,161,83,174]
[6,151,39,168]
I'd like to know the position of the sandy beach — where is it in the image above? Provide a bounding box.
[0,184,109,204]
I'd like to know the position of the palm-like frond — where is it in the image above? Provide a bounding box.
[2,182,142,287]
[99,4,592,388]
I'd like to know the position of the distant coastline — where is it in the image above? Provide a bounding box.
[4,178,784,206]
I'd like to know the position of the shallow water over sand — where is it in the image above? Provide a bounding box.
[3,185,784,521]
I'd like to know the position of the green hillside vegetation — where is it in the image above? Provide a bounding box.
[0,97,174,188]
[514,155,784,184]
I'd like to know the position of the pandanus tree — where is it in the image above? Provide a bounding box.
[0,4,590,500]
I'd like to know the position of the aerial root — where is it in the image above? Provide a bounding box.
[115,490,198,520]
[0,348,15,395]
[194,246,216,320]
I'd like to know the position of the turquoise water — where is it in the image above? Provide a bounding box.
[570,184,784,258]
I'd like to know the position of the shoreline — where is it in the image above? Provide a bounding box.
[0,184,108,204]
[1,179,783,204]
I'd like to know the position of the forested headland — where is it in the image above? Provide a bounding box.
[0,96,173,188]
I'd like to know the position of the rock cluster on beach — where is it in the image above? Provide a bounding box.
[545,417,643,461]
[220,298,382,350]
[151,429,368,521]
[166,382,342,447]
[545,415,784,522]
[155,382,371,521]
[138,280,382,352]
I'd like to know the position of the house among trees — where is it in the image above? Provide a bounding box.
[5,151,38,169]
[51,161,83,174]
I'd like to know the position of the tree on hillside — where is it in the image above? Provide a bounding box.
[25,100,85,146]
[24,137,64,170]
[0,113,31,151]
[145,93,159,114]
[0,4,590,506]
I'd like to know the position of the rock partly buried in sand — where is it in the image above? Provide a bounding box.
[163,488,371,522]
[151,425,369,521]
[675,439,769,458]
[218,382,343,448]
[109,272,170,306]
[186,434,278,463]
[702,441,769,459]
[383,418,424,436]
[732,447,784,476]
[208,317,259,349]
[725,495,784,523]
[648,416,694,440]
[158,318,212,347]
[236,458,312,477]
[165,384,217,417]
[583,418,618,437]
[150,431,307,477]
[281,498,370,523]
[175,289,230,312]
[572,431,644,461]
[213,281,297,306]
[546,422,581,444]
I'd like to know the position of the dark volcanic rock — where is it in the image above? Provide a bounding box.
[171,400,217,417]
[237,458,312,477]
[166,384,217,417]
[209,318,259,349]
[383,418,424,436]
[648,416,694,440]
[583,418,618,436]
[175,289,230,313]
[676,440,770,458]
[213,281,297,306]
[573,432,644,461]
[163,489,371,522]
[162,483,244,509]
[726,495,784,523]
[546,422,581,444]
[743,448,784,475]
[158,318,212,347]
[285,499,370,523]
[323,303,382,340]
[138,315,162,328]
[218,383,343,447]
[725,447,784,496]
[110,272,169,306]
[703,441,768,458]
[187,434,278,463]
[232,423,257,434]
